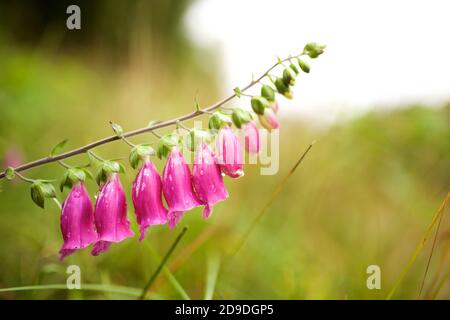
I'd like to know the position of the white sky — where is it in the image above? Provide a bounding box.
[184,0,450,123]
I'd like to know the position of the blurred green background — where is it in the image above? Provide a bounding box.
[0,0,449,300]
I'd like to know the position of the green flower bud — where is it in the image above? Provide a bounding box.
[111,122,123,137]
[5,167,15,180]
[31,181,57,209]
[274,78,293,99]
[297,59,310,73]
[303,42,326,59]
[231,108,253,128]
[290,63,299,74]
[282,67,296,86]
[251,96,270,115]
[261,85,276,102]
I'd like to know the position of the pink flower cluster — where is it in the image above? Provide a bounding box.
[58,123,268,259]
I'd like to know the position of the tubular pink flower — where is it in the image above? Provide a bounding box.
[92,173,134,255]
[258,108,280,130]
[243,121,260,154]
[162,148,201,228]
[132,160,168,240]
[216,126,244,178]
[270,101,279,113]
[59,182,97,260]
[192,143,228,219]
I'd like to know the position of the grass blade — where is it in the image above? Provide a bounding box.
[387,190,449,299]
[418,190,447,298]
[143,240,190,300]
[204,253,220,300]
[228,141,315,259]
[0,283,158,298]
[139,226,188,300]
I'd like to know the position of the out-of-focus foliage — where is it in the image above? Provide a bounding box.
[0,1,449,300]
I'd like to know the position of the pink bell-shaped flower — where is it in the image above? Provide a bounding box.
[59,182,97,260]
[216,126,244,178]
[132,160,168,240]
[92,173,134,255]
[192,143,228,218]
[243,121,260,154]
[162,148,201,228]
[258,108,280,131]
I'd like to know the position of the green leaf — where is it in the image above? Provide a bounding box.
[50,139,68,157]
[31,183,45,209]
[87,151,100,165]
[5,167,15,180]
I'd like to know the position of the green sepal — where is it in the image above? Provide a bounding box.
[208,112,232,130]
[95,160,122,186]
[188,129,211,152]
[157,135,179,159]
[231,108,253,128]
[60,167,87,192]
[129,144,154,169]
[50,139,68,156]
[251,96,270,115]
